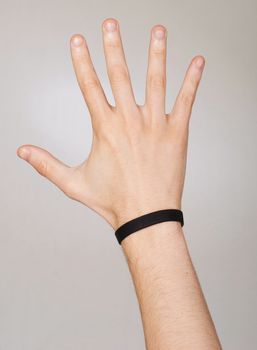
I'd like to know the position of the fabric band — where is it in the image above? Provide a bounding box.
[115,209,184,245]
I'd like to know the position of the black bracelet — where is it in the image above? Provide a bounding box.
[115,209,184,245]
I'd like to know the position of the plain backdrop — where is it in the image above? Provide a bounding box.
[1,0,257,349]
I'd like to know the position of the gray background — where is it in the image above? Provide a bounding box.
[1,0,256,349]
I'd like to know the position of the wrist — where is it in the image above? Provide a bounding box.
[113,201,182,231]
[120,220,184,264]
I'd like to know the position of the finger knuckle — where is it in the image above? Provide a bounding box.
[153,47,165,57]
[106,38,120,50]
[63,181,76,199]
[37,160,48,177]
[149,74,166,90]
[179,91,194,108]
[110,65,129,85]
[81,77,100,91]
[62,172,79,199]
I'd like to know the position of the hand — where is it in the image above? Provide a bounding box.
[17,18,205,231]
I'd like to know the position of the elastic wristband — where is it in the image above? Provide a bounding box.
[115,209,184,245]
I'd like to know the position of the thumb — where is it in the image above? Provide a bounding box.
[17,144,74,195]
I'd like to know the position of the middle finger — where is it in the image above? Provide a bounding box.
[145,25,167,117]
[102,18,137,113]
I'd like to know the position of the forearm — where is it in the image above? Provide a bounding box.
[121,221,222,350]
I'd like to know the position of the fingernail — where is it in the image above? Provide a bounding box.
[195,56,205,69]
[18,147,30,160]
[153,27,166,40]
[71,35,84,47]
[104,20,117,32]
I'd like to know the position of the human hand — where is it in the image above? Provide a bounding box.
[17,18,205,230]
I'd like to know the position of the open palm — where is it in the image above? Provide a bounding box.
[17,18,205,230]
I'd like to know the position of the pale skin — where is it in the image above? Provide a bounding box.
[17,18,222,349]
